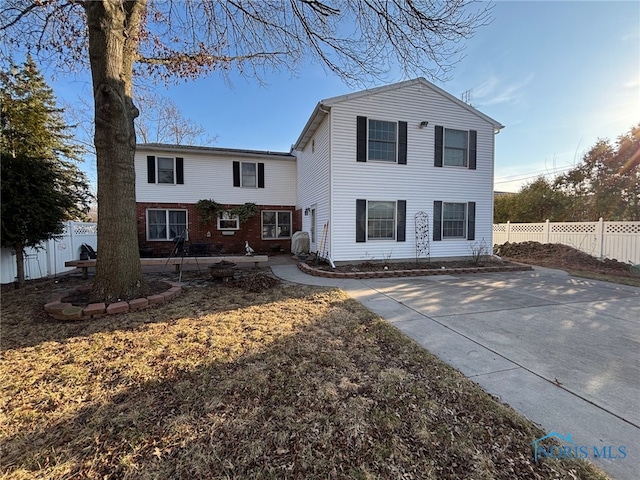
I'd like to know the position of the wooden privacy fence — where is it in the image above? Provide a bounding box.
[0,221,97,284]
[493,219,640,264]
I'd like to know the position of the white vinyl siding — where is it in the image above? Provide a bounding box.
[327,81,496,261]
[136,151,296,206]
[296,116,331,253]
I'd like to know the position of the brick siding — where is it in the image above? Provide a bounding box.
[136,202,301,257]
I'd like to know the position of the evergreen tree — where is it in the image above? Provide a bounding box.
[0,56,91,287]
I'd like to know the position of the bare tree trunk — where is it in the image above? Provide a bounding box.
[14,242,25,289]
[85,1,147,302]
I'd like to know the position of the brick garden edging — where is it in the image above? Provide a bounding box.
[298,262,533,279]
[44,282,182,321]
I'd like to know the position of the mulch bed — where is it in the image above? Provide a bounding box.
[302,257,532,279]
[311,259,514,273]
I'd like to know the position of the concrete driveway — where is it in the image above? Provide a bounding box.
[272,264,640,480]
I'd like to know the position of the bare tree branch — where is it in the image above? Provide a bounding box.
[0,0,494,300]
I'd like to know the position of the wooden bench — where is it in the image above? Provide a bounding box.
[65,255,269,279]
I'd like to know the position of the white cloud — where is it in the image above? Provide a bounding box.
[474,73,534,107]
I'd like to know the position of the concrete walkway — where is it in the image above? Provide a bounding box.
[271,262,640,480]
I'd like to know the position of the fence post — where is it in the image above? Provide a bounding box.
[506,221,510,242]
[69,221,77,259]
[545,219,550,244]
[597,217,605,260]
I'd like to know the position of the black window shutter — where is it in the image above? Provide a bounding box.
[396,200,406,242]
[233,161,240,187]
[176,157,184,184]
[467,202,476,240]
[258,163,265,188]
[356,116,367,162]
[356,199,367,242]
[147,156,156,183]
[469,130,477,170]
[433,201,442,241]
[398,121,407,164]
[434,126,443,167]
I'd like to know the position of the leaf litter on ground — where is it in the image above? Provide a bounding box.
[0,271,609,479]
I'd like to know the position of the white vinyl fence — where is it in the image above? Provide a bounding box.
[1,221,97,284]
[493,219,640,264]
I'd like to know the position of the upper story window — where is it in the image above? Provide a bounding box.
[357,116,407,164]
[242,162,257,187]
[434,126,477,170]
[157,157,175,183]
[146,155,184,184]
[443,129,468,167]
[368,120,397,162]
[233,161,265,188]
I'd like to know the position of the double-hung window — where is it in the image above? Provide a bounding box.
[241,162,257,187]
[147,209,187,241]
[356,199,407,242]
[262,211,292,239]
[146,156,184,184]
[433,201,476,241]
[443,129,468,167]
[368,120,397,162]
[434,126,477,169]
[157,157,175,183]
[357,116,408,164]
[442,203,467,238]
[233,161,265,188]
[367,201,396,240]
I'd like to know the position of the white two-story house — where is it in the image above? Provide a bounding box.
[134,77,503,261]
[294,77,503,262]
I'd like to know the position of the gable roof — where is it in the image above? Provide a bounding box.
[293,77,505,150]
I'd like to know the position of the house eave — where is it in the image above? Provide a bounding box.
[292,103,330,151]
[137,143,295,161]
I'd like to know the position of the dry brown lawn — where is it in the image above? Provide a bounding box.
[1,273,609,479]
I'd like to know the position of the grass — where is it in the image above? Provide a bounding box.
[566,269,640,287]
[1,274,609,479]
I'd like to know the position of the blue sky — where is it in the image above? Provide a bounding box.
[47,1,639,192]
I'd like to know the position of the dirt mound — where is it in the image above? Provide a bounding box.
[494,241,633,275]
